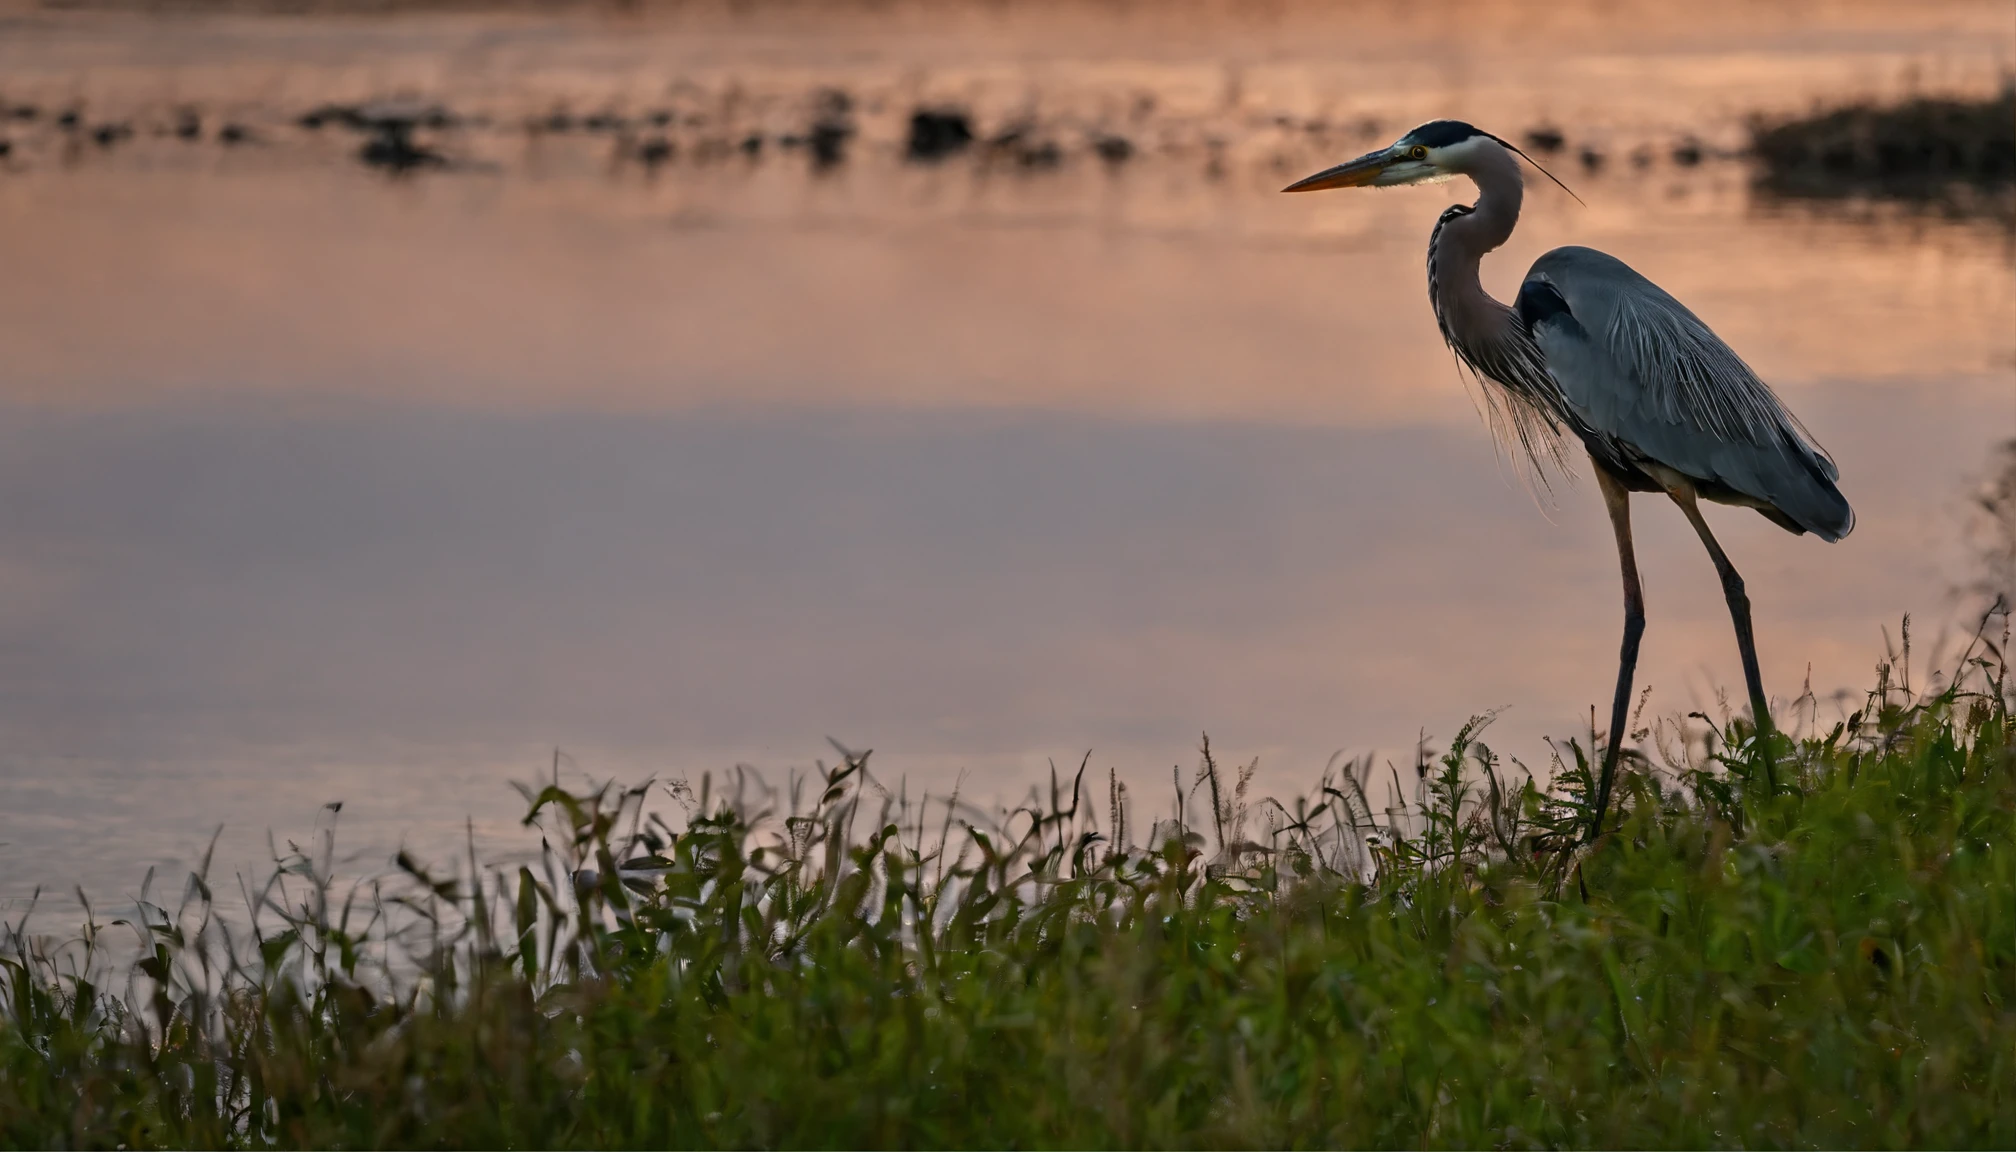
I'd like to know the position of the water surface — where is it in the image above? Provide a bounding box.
[1,0,2012,911]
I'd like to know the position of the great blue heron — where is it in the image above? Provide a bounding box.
[1284,120,1853,837]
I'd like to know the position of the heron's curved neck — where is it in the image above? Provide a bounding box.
[1430,142,1525,335]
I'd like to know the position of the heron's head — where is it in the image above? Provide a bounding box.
[1282,119,1575,198]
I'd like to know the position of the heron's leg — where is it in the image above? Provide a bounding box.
[1666,482,1772,734]
[1591,466,1644,844]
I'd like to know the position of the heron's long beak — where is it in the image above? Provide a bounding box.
[1281,150,1389,193]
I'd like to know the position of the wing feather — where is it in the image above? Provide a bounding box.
[1520,246,1853,540]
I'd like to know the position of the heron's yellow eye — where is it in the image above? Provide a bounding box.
[1409,145,1429,160]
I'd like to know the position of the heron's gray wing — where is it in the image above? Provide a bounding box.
[1517,245,1853,541]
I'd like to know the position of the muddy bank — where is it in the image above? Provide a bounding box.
[8,82,2011,216]
[0,85,1736,187]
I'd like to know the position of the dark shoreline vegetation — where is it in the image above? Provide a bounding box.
[3,620,2013,1148]
[3,66,2011,221]
[1750,88,2016,222]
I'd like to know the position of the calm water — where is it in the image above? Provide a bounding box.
[1,0,2012,912]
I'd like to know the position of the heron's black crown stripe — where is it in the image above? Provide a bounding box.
[1405,120,1488,148]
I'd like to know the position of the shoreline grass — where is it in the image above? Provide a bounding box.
[4,618,2014,1148]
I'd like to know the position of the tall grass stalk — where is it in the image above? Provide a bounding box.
[4,615,2013,1148]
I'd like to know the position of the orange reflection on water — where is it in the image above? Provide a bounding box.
[0,0,2011,910]
[1,163,2010,425]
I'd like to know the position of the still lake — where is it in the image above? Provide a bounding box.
[1,0,2011,912]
